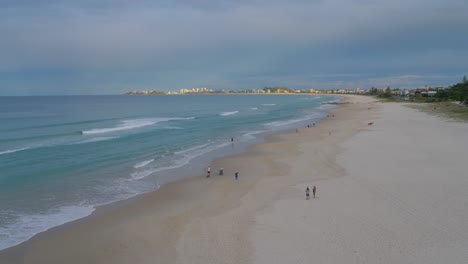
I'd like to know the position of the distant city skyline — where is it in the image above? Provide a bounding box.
[0,0,467,95]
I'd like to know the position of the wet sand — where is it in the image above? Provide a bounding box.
[2,95,467,264]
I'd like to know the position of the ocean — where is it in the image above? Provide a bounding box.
[0,94,337,249]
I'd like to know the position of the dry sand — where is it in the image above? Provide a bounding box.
[252,101,468,264]
[1,95,467,264]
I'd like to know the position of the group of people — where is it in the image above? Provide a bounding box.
[207,136,318,199]
[305,186,317,200]
[206,166,238,180]
[209,165,316,199]
[305,123,316,129]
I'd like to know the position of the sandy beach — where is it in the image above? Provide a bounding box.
[1,95,468,264]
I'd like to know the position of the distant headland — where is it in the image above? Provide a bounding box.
[125,77,468,106]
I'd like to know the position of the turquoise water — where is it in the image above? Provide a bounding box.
[0,94,336,249]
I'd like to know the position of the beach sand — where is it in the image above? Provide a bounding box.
[1,95,467,264]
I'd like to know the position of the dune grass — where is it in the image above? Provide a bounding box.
[406,102,468,122]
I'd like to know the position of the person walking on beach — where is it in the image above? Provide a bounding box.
[219,168,224,175]
[207,166,211,178]
[306,187,310,200]
[312,185,317,198]
[234,172,239,180]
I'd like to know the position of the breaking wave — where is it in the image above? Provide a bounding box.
[81,117,194,135]
[220,111,239,116]
[0,147,30,155]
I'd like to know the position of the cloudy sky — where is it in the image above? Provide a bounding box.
[0,0,467,95]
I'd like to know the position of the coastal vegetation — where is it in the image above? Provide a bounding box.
[367,87,393,98]
[404,78,467,104]
[365,76,468,121]
[431,76,468,103]
[368,76,468,104]
[407,102,468,122]
[407,77,468,121]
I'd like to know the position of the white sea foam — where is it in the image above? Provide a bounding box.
[128,110,325,182]
[174,143,210,155]
[241,130,264,140]
[81,117,194,135]
[321,100,340,104]
[131,170,155,180]
[134,159,154,168]
[220,111,239,116]
[0,147,29,155]
[0,205,95,250]
[129,141,231,181]
[319,104,338,110]
[264,113,321,128]
[0,96,336,251]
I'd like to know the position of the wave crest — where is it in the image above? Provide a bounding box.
[81,117,194,135]
[134,159,154,169]
[220,111,239,116]
[0,147,29,155]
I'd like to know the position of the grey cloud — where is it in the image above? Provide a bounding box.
[0,0,467,94]
[2,0,467,71]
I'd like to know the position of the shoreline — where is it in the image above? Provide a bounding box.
[0,95,341,253]
[0,93,336,250]
[0,95,372,264]
[7,94,466,263]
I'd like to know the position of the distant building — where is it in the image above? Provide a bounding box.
[179,87,213,94]
[421,89,436,96]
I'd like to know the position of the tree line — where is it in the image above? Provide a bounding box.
[367,87,393,98]
[433,76,468,103]
[367,76,468,104]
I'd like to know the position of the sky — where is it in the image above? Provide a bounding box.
[0,0,467,95]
